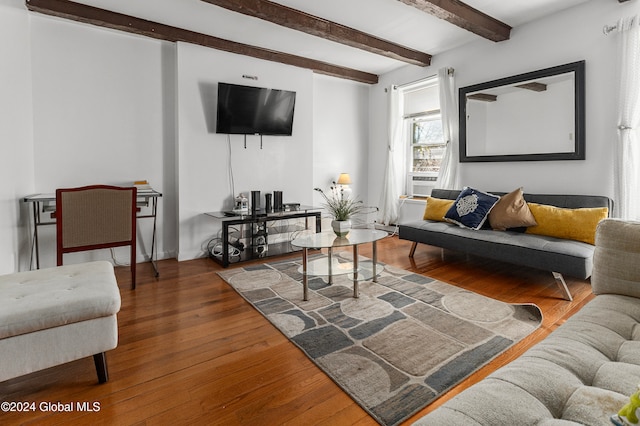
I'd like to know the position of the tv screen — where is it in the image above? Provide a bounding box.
[216,82,296,136]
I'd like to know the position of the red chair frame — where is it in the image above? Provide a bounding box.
[56,185,137,289]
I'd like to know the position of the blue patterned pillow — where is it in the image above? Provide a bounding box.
[444,187,500,230]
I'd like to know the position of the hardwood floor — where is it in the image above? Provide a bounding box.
[0,235,595,425]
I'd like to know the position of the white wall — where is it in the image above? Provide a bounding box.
[25,14,176,269]
[0,4,372,269]
[9,0,625,268]
[175,44,372,260]
[0,0,34,274]
[312,74,370,227]
[370,0,637,217]
[176,43,315,260]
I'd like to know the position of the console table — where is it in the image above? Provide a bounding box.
[23,189,162,275]
[205,206,321,267]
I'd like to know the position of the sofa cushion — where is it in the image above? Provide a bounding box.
[0,261,121,339]
[526,203,609,245]
[489,187,537,231]
[400,220,596,279]
[423,196,454,221]
[592,219,640,298]
[444,187,500,230]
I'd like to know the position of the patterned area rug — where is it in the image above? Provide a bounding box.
[218,253,542,426]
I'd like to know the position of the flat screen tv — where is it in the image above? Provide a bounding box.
[216,82,296,136]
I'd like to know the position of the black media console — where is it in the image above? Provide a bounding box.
[205,206,322,267]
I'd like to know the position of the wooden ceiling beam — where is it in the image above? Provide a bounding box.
[25,0,379,84]
[467,93,497,102]
[201,0,431,67]
[397,0,511,42]
[516,82,547,92]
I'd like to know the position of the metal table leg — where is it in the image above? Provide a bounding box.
[150,196,159,277]
[372,240,378,283]
[353,244,359,298]
[328,247,333,285]
[302,248,309,301]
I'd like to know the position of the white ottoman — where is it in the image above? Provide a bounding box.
[0,261,121,383]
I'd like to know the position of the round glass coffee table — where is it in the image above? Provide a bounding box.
[291,229,388,301]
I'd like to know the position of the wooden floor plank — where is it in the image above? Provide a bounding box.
[0,235,595,425]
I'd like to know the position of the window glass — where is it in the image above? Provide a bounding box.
[411,115,445,173]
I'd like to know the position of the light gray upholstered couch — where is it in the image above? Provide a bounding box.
[398,189,613,300]
[414,218,640,425]
[0,261,121,383]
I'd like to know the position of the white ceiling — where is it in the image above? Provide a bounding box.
[70,0,592,76]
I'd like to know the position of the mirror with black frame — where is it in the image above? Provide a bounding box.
[459,60,585,162]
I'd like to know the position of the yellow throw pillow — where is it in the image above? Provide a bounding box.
[525,203,609,245]
[489,187,537,231]
[424,197,455,221]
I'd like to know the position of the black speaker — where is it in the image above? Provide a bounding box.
[273,191,283,211]
[251,190,261,213]
[265,193,272,212]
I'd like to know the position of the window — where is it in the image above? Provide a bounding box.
[406,112,445,197]
[400,78,442,197]
[410,113,445,173]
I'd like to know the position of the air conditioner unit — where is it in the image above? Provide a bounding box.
[409,173,438,197]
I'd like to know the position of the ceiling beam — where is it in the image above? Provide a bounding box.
[516,82,547,92]
[25,0,379,84]
[201,0,431,67]
[397,0,511,42]
[466,93,497,102]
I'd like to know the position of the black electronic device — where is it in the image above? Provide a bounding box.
[284,203,300,211]
[251,222,268,257]
[273,191,283,211]
[216,82,296,136]
[251,190,261,213]
[265,193,272,212]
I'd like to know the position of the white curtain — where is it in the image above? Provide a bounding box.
[379,86,405,225]
[615,16,640,220]
[436,67,460,189]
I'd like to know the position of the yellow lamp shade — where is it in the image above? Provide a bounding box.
[337,173,352,185]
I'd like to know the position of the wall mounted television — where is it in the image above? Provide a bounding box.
[216,82,296,136]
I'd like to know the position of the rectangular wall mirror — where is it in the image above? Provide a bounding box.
[459,60,585,162]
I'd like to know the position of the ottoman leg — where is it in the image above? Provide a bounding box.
[93,352,109,383]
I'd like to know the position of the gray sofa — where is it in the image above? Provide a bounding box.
[398,189,613,300]
[414,218,640,425]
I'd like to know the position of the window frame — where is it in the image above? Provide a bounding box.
[406,110,445,197]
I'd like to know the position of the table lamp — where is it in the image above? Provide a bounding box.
[337,173,352,199]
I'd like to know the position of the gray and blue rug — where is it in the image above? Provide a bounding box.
[218,253,542,426]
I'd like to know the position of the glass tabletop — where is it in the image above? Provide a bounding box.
[291,229,388,249]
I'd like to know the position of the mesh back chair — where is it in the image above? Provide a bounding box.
[56,185,137,289]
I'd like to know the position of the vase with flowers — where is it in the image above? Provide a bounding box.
[314,183,364,237]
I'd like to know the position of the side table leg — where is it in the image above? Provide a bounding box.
[222,223,230,267]
[151,196,159,277]
[32,202,40,270]
[353,245,359,298]
[372,240,378,283]
[328,247,333,285]
[303,248,309,301]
